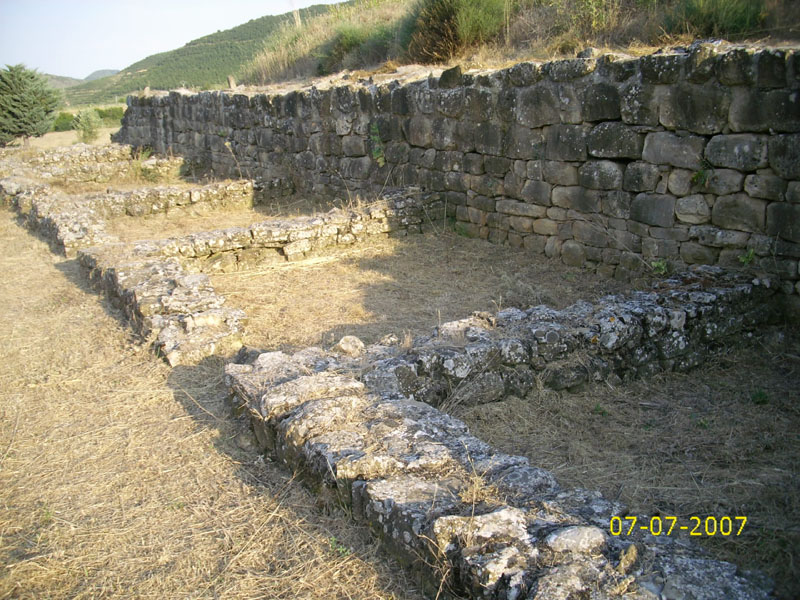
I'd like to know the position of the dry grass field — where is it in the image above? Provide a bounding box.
[0,206,423,599]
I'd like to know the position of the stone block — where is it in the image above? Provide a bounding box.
[675,194,711,224]
[767,203,800,243]
[471,175,504,197]
[711,194,767,232]
[716,48,754,85]
[642,237,679,259]
[507,62,543,86]
[689,225,750,248]
[533,218,558,235]
[467,206,488,225]
[582,83,621,121]
[485,156,513,178]
[623,162,661,192]
[524,234,547,253]
[573,220,608,247]
[552,186,600,213]
[787,182,800,204]
[561,240,586,266]
[487,213,510,230]
[587,122,644,159]
[756,49,787,88]
[543,161,578,185]
[729,88,800,133]
[649,225,688,241]
[668,169,694,196]
[610,229,641,253]
[546,58,597,81]
[403,116,433,147]
[436,88,465,117]
[642,132,705,170]
[620,81,660,126]
[496,199,546,218]
[630,193,676,227]
[545,236,562,257]
[705,169,744,195]
[544,125,589,161]
[339,156,372,180]
[640,53,686,84]
[504,126,544,160]
[474,122,504,155]
[509,216,534,232]
[578,160,624,190]
[600,190,632,219]
[660,83,731,135]
[439,65,463,88]
[432,118,458,150]
[686,43,720,83]
[464,153,484,175]
[768,135,800,179]
[516,84,560,128]
[519,180,552,206]
[467,194,497,212]
[465,88,494,122]
[744,174,786,200]
[705,134,768,171]
[681,242,719,265]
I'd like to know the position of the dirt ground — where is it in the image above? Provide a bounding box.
[211,230,633,351]
[0,206,423,599]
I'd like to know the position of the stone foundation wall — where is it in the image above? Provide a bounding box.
[224,266,775,599]
[116,45,800,295]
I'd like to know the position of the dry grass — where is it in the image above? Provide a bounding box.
[456,330,800,599]
[211,229,632,351]
[3,127,121,151]
[0,206,423,600]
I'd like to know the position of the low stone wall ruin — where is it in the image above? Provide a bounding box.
[116,44,800,299]
[225,266,774,599]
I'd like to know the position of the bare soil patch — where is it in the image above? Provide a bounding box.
[0,207,422,599]
[211,229,633,351]
[455,329,800,599]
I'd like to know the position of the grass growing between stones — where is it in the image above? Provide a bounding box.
[456,330,800,599]
[0,206,423,599]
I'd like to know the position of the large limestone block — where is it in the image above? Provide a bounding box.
[705,134,768,171]
[631,193,676,227]
[642,132,705,170]
[587,121,643,159]
[712,194,767,233]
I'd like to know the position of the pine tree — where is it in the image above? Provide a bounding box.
[0,64,61,147]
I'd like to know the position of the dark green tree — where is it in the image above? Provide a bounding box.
[0,64,61,147]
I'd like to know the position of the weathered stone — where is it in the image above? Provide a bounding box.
[474,122,504,155]
[675,194,711,224]
[561,240,586,266]
[620,81,660,125]
[686,43,720,83]
[681,242,719,264]
[640,53,686,84]
[631,193,676,227]
[600,190,632,219]
[552,186,600,213]
[660,82,731,134]
[642,132,705,170]
[439,65,462,89]
[768,134,800,179]
[689,225,750,248]
[623,162,661,192]
[519,180,552,206]
[756,49,787,88]
[787,181,800,203]
[516,84,560,127]
[545,526,606,554]
[545,125,589,161]
[767,203,800,243]
[705,134,769,171]
[712,194,767,232]
[744,174,786,200]
[582,83,620,121]
[717,48,754,85]
[334,335,365,356]
[729,88,800,133]
[668,169,694,196]
[573,220,608,247]
[496,199,546,218]
[504,126,544,160]
[543,161,578,185]
[587,122,643,159]
[578,160,623,189]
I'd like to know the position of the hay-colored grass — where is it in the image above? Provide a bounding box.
[0,206,422,599]
[456,333,800,599]
[211,229,632,351]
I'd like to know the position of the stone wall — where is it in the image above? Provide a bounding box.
[115,44,800,297]
[225,267,775,599]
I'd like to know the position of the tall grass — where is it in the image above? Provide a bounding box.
[665,0,765,36]
[241,0,416,84]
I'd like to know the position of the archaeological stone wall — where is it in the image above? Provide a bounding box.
[116,44,800,297]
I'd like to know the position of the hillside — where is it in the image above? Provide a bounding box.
[85,69,119,81]
[63,3,335,106]
[45,73,84,89]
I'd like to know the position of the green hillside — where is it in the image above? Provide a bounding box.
[45,73,84,89]
[85,69,119,81]
[64,3,334,106]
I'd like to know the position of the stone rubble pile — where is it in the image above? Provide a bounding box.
[225,267,775,598]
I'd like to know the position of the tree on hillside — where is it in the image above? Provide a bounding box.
[0,64,61,147]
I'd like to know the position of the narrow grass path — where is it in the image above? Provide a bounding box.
[0,206,421,599]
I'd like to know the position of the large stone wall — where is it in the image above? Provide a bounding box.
[115,44,800,297]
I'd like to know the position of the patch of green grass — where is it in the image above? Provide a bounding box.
[593,403,609,417]
[666,0,765,36]
[750,389,770,405]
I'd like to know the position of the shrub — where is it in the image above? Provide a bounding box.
[666,0,765,36]
[0,64,60,146]
[408,0,508,63]
[52,111,75,132]
[73,109,102,143]
[94,106,124,127]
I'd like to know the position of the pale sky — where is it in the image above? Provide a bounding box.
[0,0,344,79]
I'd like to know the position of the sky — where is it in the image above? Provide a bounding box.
[0,0,344,80]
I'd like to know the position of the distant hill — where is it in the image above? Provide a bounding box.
[63,3,335,106]
[85,69,119,81]
[45,73,84,89]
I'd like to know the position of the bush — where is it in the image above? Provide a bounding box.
[52,111,75,132]
[73,109,102,143]
[0,64,60,146]
[666,0,765,36]
[408,0,508,63]
[94,106,124,127]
